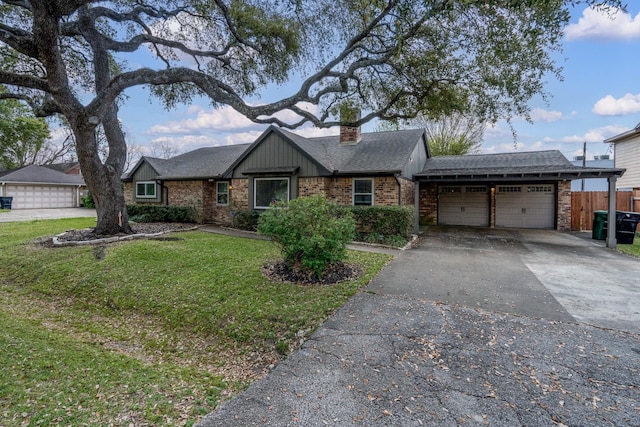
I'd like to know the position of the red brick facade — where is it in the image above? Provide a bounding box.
[557,181,572,231]
[418,183,438,225]
[126,177,573,230]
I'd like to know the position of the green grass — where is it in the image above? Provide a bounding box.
[0,218,391,426]
[617,233,640,257]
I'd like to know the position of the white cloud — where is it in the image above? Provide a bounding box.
[482,141,526,154]
[593,93,640,116]
[147,106,257,135]
[543,125,629,144]
[530,108,563,123]
[147,102,324,136]
[566,7,640,41]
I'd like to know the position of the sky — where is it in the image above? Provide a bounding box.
[112,4,640,163]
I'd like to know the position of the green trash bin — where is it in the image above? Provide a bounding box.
[592,210,608,240]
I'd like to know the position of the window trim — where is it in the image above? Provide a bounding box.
[217,181,229,206]
[254,177,290,209]
[352,178,374,206]
[135,181,157,199]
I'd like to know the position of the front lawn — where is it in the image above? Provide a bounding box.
[617,233,640,257]
[0,218,391,426]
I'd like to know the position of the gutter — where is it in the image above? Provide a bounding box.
[394,174,402,205]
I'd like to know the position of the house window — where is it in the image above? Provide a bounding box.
[254,177,289,208]
[136,181,157,198]
[353,178,374,206]
[217,181,229,206]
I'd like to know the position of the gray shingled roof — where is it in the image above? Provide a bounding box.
[278,127,426,174]
[0,164,85,185]
[45,162,80,174]
[157,144,250,179]
[415,150,624,181]
[123,144,251,181]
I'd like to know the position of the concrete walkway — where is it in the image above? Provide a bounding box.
[198,227,640,426]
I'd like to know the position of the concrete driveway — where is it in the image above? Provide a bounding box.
[0,208,96,222]
[198,227,640,426]
[368,226,640,333]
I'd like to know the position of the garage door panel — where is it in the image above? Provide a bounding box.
[496,185,555,229]
[6,184,75,209]
[438,186,489,227]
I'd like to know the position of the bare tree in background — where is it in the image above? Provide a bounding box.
[420,113,485,156]
[149,141,181,159]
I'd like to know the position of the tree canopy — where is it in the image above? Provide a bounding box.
[0,0,623,233]
[0,92,50,169]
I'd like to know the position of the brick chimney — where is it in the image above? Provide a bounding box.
[339,109,361,144]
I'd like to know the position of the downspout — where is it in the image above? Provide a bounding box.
[161,182,169,205]
[606,176,617,249]
[413,180,420,235]
[394,174,402,205]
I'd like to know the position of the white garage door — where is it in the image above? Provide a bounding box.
[438,185,489,226]
[6,184,75,209]
[495,185,555,229]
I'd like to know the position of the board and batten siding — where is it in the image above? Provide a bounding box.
[614,138,640,189]
[231,133,321,178]
[401,136,428,178]
[131,162,161,202]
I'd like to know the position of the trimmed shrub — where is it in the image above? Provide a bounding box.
[349,205,414,238]
[126,205,196,223]
[81,191,95,208]
[258,196,355,279]
[232,210,261,231]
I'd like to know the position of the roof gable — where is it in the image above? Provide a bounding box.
[228,125,427,177]
[0,164,85,185]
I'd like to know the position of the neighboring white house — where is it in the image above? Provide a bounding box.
[570,155,614,191]
[605,123,640,190]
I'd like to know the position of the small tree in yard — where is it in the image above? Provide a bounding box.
[258,196,355,279]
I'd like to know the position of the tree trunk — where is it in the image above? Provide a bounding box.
[73,121,132,236]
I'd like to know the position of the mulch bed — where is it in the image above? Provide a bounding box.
[262,261,361,286]
[55,222,196,242]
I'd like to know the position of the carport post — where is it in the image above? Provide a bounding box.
[414,181,420,235]
[606,176,617,249]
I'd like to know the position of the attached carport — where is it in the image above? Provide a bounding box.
[413,150,625,246]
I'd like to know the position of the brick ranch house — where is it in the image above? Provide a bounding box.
[123,124,624,232]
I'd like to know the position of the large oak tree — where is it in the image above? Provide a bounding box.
[0,0,620,234]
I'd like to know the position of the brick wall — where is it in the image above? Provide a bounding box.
[418,182,438,224]
[557,181,572,231]
[299,177,329,198]
[165,180,206,222]
[123,182,134,205]
[398,177,415,205]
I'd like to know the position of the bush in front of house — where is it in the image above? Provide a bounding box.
[81,191,95,208]
[126,205,196,223]
[258,195,356,279]
[232,210,261,231]
[349,205,414,246]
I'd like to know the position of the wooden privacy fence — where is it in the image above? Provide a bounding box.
[571,191,633,231]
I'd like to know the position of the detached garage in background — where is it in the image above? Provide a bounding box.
[415,150,624,231]
[0,165,86,209]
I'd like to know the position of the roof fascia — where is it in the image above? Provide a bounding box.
[604,127,640,144]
